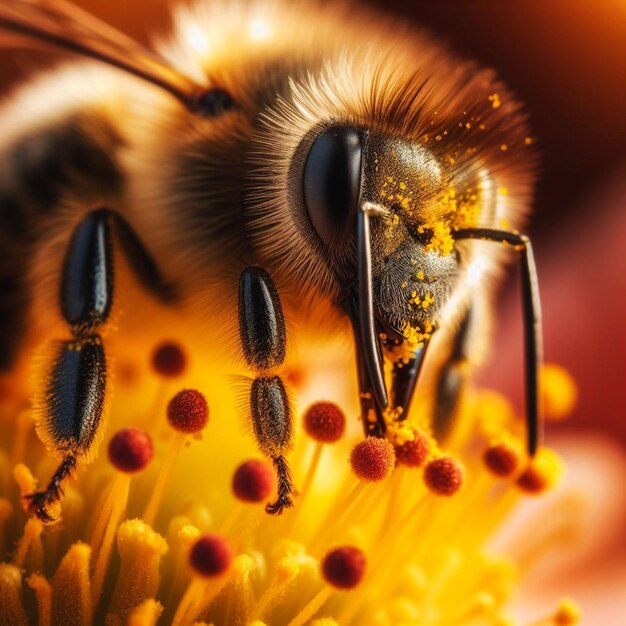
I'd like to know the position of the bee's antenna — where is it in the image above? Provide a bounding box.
[0,0,204,112]
[453,228,543,456]
[356,202,389,410]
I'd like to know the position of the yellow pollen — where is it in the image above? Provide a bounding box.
[541,363,578,420]
[553,598,582,625]
[488,93,502,108]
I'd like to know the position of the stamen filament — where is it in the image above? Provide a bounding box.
[91,475,130,608]
[171,577,205,626]
[287,586,332,626]
[299,441,324,502]
[27,573,51,626]
[252,557,301,620]
[219,502,244,534]
[311,481,366,551]
[143,433,184,526]
[13,517,43,570]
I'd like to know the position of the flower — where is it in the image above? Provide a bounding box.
[0,339,582,626]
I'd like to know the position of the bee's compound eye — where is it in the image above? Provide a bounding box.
[303,125,362,248]
[197,88,235,116]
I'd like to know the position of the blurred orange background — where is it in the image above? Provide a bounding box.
[1,0,625,448]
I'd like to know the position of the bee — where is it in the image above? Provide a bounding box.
[0,0,541,521]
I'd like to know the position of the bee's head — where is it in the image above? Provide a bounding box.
[300,123,459,340]
[241,35,535,352]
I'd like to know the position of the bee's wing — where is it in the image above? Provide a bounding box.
[0,0,204,110]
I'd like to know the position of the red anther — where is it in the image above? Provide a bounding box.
[484,442,521,478]
[322,546,366,589]
[516,464,548,493]
[232,459,275,503]
[395,430,430,467]
[151,341,187,378]
[167,389,209,433]
[350,438,395,482]
[303,401,346,443]
[424,456,464,496]
[189,534,232,577]
[108,427,153,473]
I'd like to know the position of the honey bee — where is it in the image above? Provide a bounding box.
[0,0,541,521]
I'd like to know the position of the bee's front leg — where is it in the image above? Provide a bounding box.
[26,209,113,522]
[25,208,175,522]
[238,267,295,515]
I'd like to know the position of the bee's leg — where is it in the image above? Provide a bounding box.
[238,267,295,515]
[453,228,543,456]
[346,295,387,437]
[391,339,430,423]
[109,212,177,303]
[432,309,474,442]
[26,209,112,522]
[343,206,392,437]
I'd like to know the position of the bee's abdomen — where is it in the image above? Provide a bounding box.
[10,114,123,210]
[0,110,124,371]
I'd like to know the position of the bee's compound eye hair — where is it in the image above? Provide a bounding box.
[303,125,362,248]
[197,88,235,116]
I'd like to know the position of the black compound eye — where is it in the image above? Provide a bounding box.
[303,125,362,248]
[197,88,235,116]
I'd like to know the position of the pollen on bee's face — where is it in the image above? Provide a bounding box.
[0,339,580,626]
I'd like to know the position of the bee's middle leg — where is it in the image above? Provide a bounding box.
[432,304,479,442]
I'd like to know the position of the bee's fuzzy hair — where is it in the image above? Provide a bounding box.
[0,0,537,375]
[150,0,537,321]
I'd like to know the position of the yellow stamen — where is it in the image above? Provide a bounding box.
[299,441,324,503]
[172,555,250,626]
[252,555,301,619]
[13,463,37,502]
[13,517,43,570]
[0,563,28,625]
[0,499,13,555]
[127,598,163,626]
[143,433,184,526]
[528,598,582,626]
[219,502,244,534]
[27,573,51,626]
[52,543,92,626]
[287,586,332,626]
[91,476,130,609]
[541,364,578,420]
[108,519,168,622]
